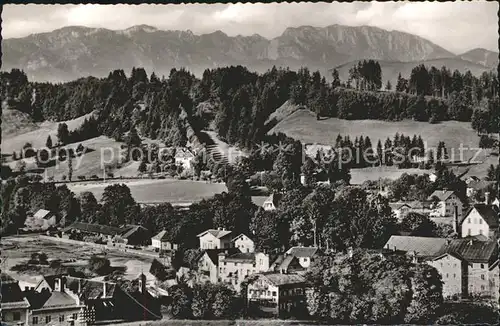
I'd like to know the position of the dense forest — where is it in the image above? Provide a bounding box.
[2,63,498,153]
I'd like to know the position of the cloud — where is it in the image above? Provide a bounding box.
[2,2,498,53]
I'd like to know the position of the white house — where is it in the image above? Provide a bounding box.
[174,148,195,170]
[151,230,178,251]
[24,209,56,231]
[218,252,270,293]
[232,233,255,253]
[262,193,282,211]
[429,172,438,183]
[428,190,463,218]
[460,204,499,239]
[197,228,233,249]
[388,203,413,221]
[284,247,319,269]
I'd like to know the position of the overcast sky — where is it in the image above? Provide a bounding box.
[2,2,498,54]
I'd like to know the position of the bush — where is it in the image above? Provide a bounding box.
[90,175,99,179]
[88,255,111,275]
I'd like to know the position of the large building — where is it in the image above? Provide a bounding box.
[459,204,499,239]
[197,248,239,284]
[1,278,31,326]
[383,236,499,301]
[429,238,498,299]
[247,273,307,318]
[218,252,270,293]
[428,190,463,218]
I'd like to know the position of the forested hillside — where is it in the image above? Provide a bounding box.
[1,63,498,153]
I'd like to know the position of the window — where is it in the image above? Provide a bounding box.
[267,290,271,296]
[13,312,21,321]
[481,285,485,290]
[272,291,277,296]
[45,316,51,323]
[481,274,485,280]
[32,317,39,325]
[59,315,65,322]
[453,274,456,278]
[446,273,449,278]
[468,229,471,236]
[72,313,78,321]
[479,219,483,224]
[481,264,485,269]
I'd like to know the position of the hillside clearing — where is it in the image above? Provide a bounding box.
[66,178,227,204]
[2,110,97,153]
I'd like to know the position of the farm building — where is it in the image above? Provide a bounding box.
[23,209,57,231]
[114,225,151,246]
[151,230,178,251]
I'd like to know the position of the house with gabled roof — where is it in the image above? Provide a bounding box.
[151,230,178,251]
[262,193,282,211]
[428,189,463,218]
[114,224,151,246]
[231,233,255,253]
[23,209,57,231]
[1,277,30,326]
[460,204,499,239]
[197,228,233,249]
[196,248,239,284]
[24,277,86,326]
[284,247,319,269]
[429,238,498,299]
[174,147,195,170]
[247,272,307,318]
[218,251,270,293]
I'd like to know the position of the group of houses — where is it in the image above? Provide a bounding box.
[1,273,161,326]
[194,227,319,317]
[384,199,499,302]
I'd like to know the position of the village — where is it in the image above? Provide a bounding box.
[2,167,499,325]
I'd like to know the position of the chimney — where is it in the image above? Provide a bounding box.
[54,278,62,292]
[454,205,461,238]
[139,273,147,294]
[485,192,490,205]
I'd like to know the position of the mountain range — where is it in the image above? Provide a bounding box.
[1,24,498,82]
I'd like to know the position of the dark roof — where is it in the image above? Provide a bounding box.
[66,276,117,300]
[1,281,30,309]
[260,273,306,286]
[286,246,318,258]
[64,222,122,236]
[203,248,239,266]
[433,239,498,263]
[428,190,457,201]
[462,204,499,227]
[383,236,447,258]
[223,252,255,262]
[276,256,305,272]
[119,224,149,238]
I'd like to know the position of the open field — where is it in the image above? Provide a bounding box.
[66,178,227,203]
[269,109,496,180]
[2,111,96,153]
[117,319,327,326]
[1,235,155,285]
